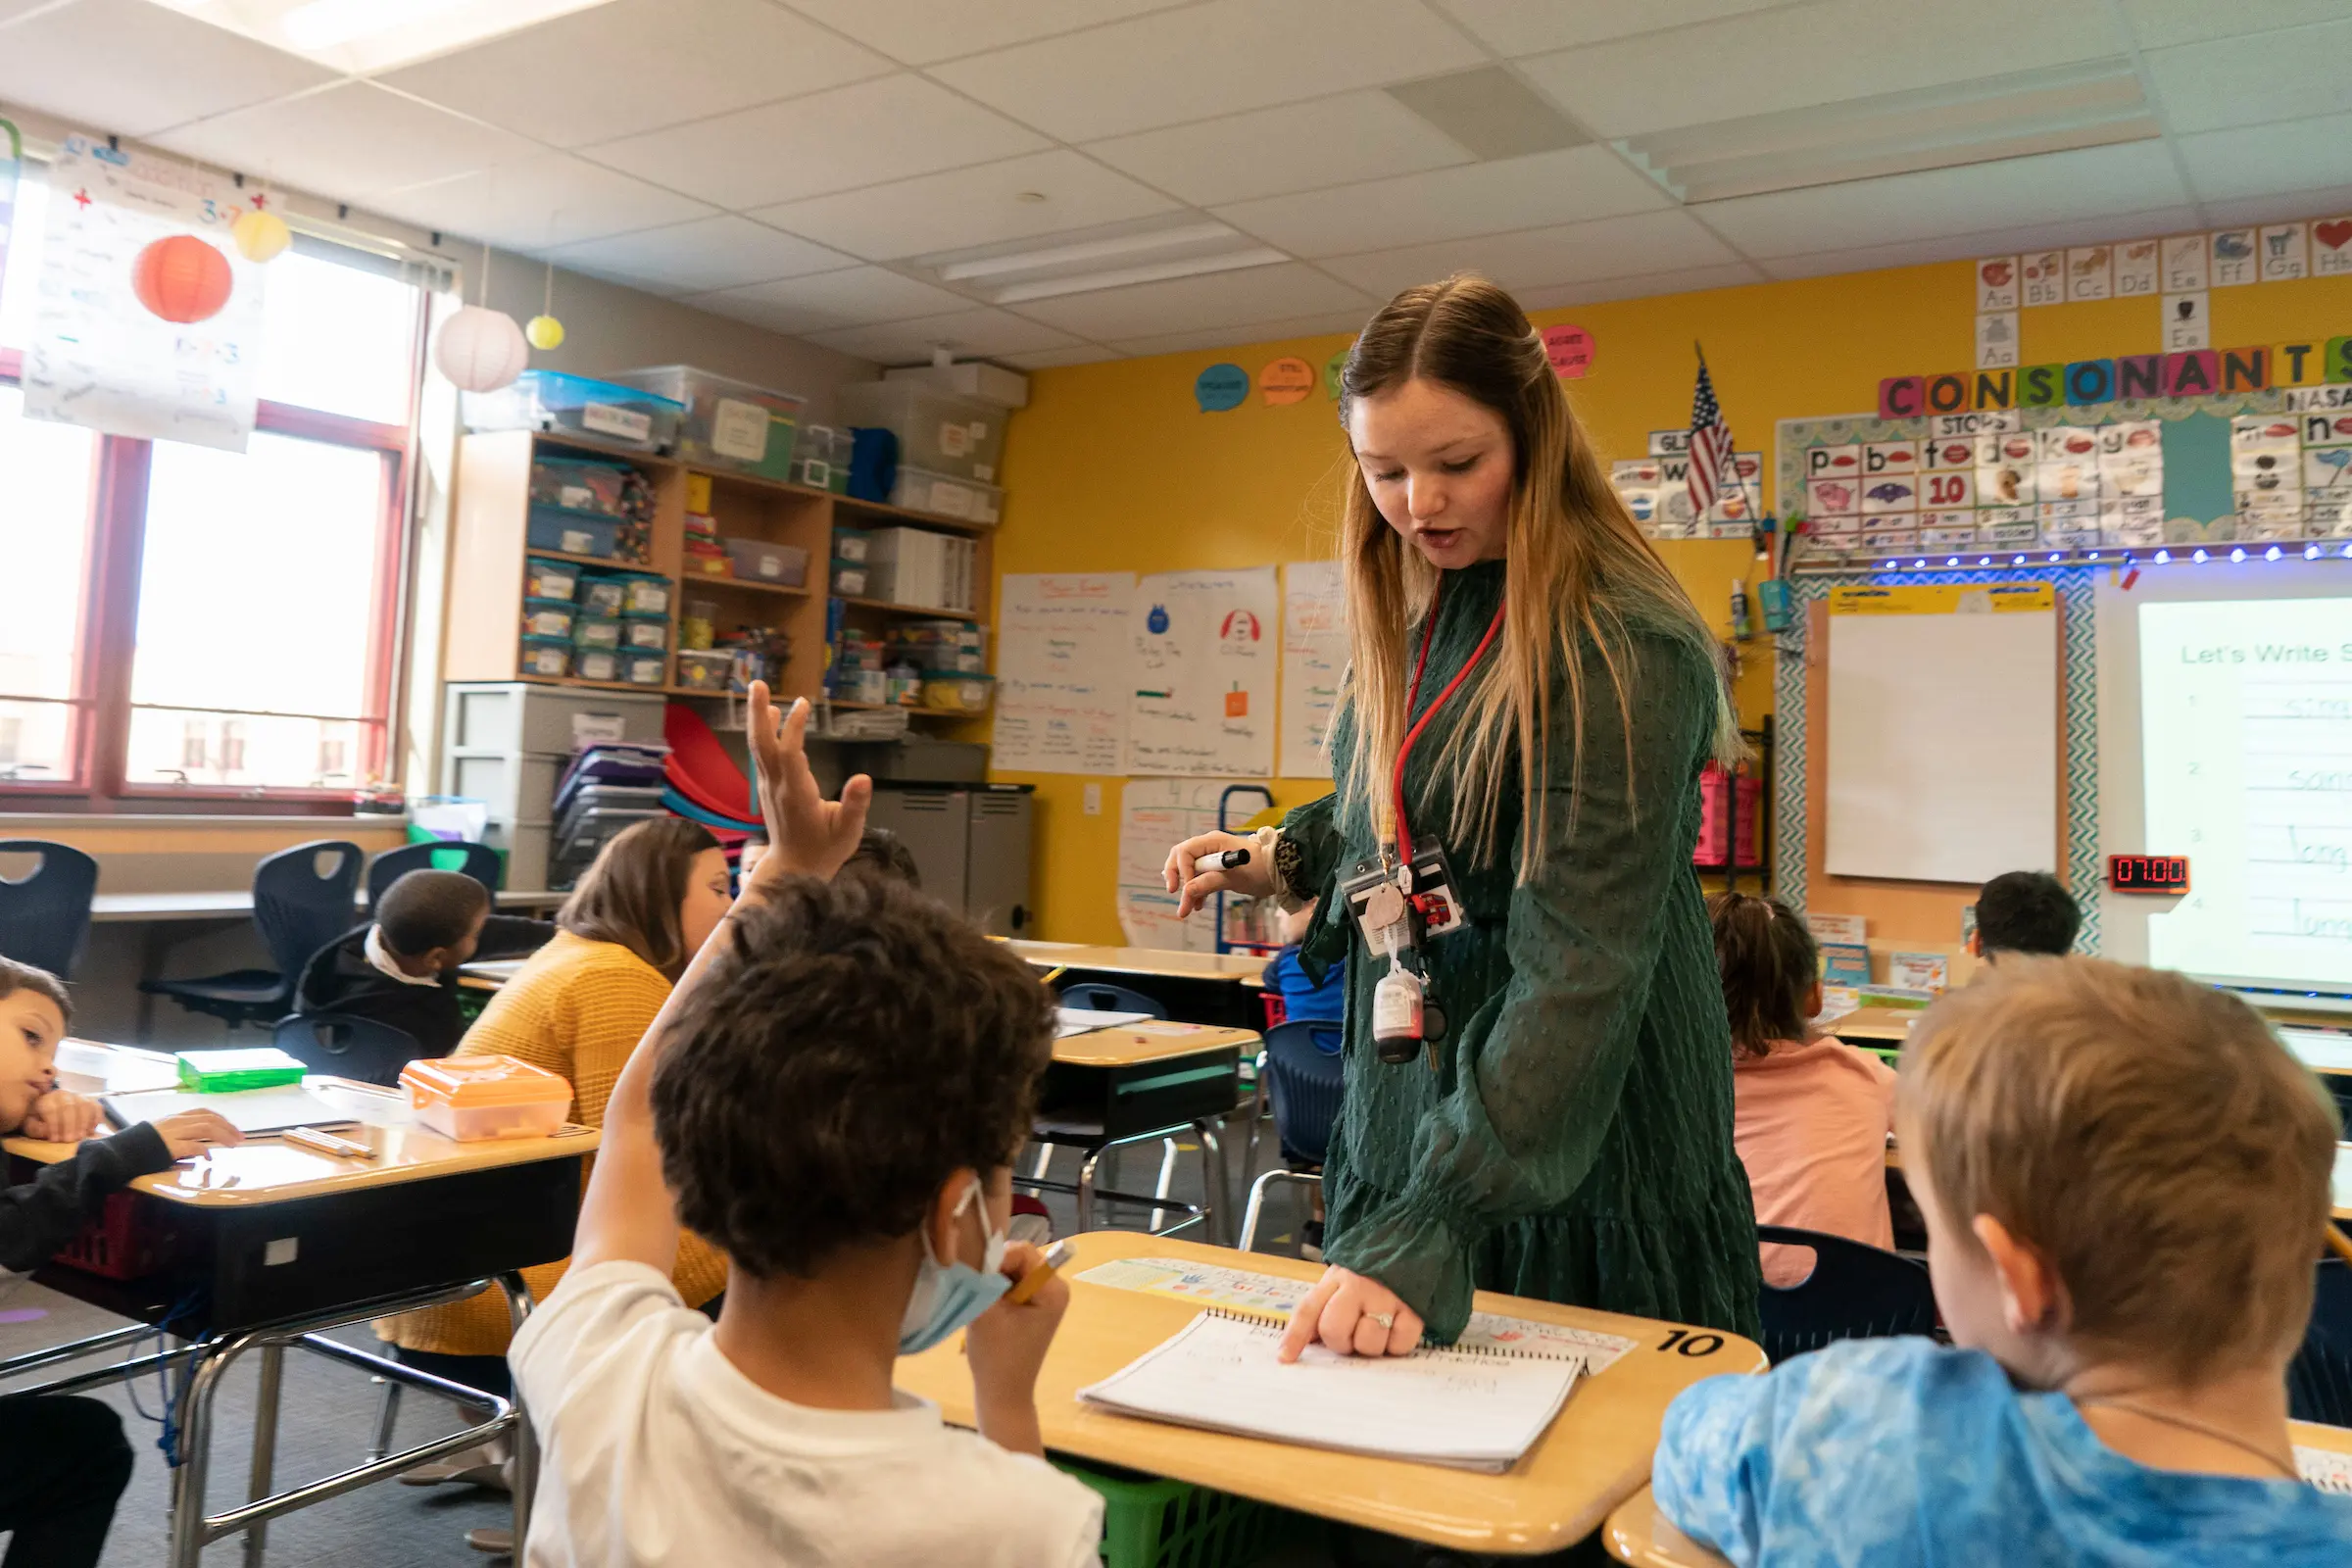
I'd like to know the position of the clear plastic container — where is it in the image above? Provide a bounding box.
[577,578,627,617]
[673,649,733,692]
[830,562,870,597]
[465,369,684,454]
[574,648,620,682]
[921,674,994,712]
[523,559,579,602]
[574,616,623,650]
[609,366,803,480]
[527,510,619,559]
[837,381,1004,483]
[621,653,666,686]
[617,574,670,617]
[791,423,852,491]
[521,605,574,639]
[834,526,871,563]
[402,1054,572,1141]
[889,465,1002,525]
[520,635,570,677]
[722,537,809,586]
[622,618,666,651]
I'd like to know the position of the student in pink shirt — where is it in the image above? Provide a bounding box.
[1708,893,1897,1286]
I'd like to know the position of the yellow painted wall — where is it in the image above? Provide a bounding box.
[993,253,2352,943]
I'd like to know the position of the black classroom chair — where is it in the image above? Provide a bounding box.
[142,840,364,1031]
[2290,1257,2352,1426]
[366,840,505,909]
[272,1012,426,1090]
[0,839,99,979]
[1057,982,1167,1019]
[1754,1224,1939,1365]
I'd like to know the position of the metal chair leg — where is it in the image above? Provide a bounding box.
[500,1272,538,1553]
[1027,1142,1053,1182]
[168,1340,244,1568]
[1193,1120,1224,1245]
[1239,1169,1322,1253]
[1233,1054,1268,1199]
[243,1341,284,1567]
[367,1378,402,1463]
[1149,1138,1179,1232]
[1075,1149,1102,1232]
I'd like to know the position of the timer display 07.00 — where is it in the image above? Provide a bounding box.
[2106,855,2189,895]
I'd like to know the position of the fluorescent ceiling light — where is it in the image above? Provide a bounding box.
[145,0,620,74]
[1617,59,2157,204]
[917,218,1289,306]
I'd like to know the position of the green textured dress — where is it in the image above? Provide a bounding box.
[1285,559,1761,1344]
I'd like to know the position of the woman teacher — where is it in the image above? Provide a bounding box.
[1164,276,1760,1359]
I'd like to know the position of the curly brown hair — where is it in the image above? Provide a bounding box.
[649,873,1054,1280]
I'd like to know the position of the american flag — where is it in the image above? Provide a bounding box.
[1687,352,1736,517]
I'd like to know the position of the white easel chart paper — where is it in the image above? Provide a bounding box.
[1126,567,1279,777]
[26,135,264,452]
[1116,778,1260,951]
[1280,561,1346,778]
[992,573,1133,774]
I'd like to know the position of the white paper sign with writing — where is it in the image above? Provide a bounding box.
[25,135,263,451]
[1279,560,1345,779]
[1116,778,1257,950]
[1126,566,1279,777]
[991,572,1133,774]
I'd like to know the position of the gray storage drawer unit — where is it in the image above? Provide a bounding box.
[864,783,1032,936]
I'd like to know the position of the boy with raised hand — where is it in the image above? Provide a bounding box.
[1652,956,2352,1565]
[507,684,1102,1567]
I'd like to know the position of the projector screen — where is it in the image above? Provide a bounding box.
[2136,595,2352,992]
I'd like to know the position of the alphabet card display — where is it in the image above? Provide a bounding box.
[2234,411,2352,540]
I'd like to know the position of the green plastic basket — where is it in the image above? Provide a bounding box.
[1056,1459,1307,1568]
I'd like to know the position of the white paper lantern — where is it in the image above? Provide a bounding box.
[433,306,528,392]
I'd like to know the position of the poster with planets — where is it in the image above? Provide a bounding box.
[24,134,264,451]
[1125,566,1279,777]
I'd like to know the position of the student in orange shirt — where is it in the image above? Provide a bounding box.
[1708,893,1896,1285]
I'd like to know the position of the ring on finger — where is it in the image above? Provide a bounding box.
[1368,1311,1395,1330]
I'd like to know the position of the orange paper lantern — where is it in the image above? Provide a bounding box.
[132,234,234,324]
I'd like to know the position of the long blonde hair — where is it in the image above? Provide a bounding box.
[1337,274,1737,881]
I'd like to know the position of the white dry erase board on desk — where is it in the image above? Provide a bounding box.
[1825,583,2059,883]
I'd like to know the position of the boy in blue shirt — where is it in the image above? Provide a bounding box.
[1654,956,2352,1565]
[1263,899,1345,1023]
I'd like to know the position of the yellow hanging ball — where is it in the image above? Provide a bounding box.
[231,209,291,264]
[525,314,566,351]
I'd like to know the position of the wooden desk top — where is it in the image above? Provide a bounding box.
[458,956,531,992]
[1011,941,1268,985]
[896,1231,1764,1554]
[1051,1022,1258,1068]
[1829,1006,1923,1045]
[6,1042,596,1208]
[93,889,562,923]
[1605,1418,2352,1566]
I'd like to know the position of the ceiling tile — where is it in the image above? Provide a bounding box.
[1213,145,1669,258]
[546,215,858,295]
[1695,140,2190,258]
[378,0,891,148]
[930,0,1484,142]
[779,0,1193,66]
[371,154,717,251]
[1521,0,2128,139]
[1319,209,1740,298]
[0,0,335,139]
[750,149,1179,261]
[2143,24,2352,137]
[1012,262,1371,341]
[1084,90,1475,207]
[2174,112,2352,205]
[1106,307,1370,358]
[582,73,1049,210]
[2119,0,2352,50]
[1752,204,2198,279]
[1002,344,1125,369]
[154,82,543,201]
[1430,0,1803,56]
[803,308,1084,363]
[685,266,974,335]
[0,0,58,22]
[1513,261,1766,311]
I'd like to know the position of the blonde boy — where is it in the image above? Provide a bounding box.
[1654,956,2352,1564]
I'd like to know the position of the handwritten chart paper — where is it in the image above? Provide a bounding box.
[992,573,1132,774]
[1280,560,1345,778]
[26,136,262,451]
[1116,778,1256,950]
[1127,567,1278,777]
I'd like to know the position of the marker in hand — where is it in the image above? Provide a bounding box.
[1194,849,1250,875]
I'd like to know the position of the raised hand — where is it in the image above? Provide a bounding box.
[743,680,873,884]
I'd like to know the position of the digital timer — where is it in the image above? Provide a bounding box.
[2107,854,2190,895]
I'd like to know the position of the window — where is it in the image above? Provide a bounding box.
[0,161,426,809]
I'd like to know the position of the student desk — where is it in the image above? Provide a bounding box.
[1011,940,1269,1029]
[898,1231,1763,1555]
[1829,1007,1922,1046]
[92,889,564,923]
[458,956,530,992]
[1603,1418,2352,1565]
[1,1042,593,1567]
[1031,1024,1258,1242]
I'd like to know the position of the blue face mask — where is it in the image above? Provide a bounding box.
[898,1178,1009,1355]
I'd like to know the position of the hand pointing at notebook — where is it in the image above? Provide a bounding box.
[1279,1265,1424,1361]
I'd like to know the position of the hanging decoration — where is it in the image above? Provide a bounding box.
[526,254,564,349]
[131,233,234,323]
[231,190,290,264]
[432,240,527,392]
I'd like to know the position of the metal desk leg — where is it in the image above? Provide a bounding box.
[501,1272,537,1551]
[1193,1119,1225,1246]
[367,1378,402,1462]
[1075,1150,1102,1232]
[169,1339,242,1568]
[243,1341,284,1567]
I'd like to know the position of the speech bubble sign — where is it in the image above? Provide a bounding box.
[1325,347,1348,401]
[1196,363,1249,412]
[1260,356,1313,405]
[1541,322,1593,378]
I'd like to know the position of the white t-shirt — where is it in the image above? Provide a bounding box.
[511,1260,1103,1568]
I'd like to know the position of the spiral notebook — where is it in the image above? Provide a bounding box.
[1076,1307,1585,1472]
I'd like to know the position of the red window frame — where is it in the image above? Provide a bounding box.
[0,316,422,814]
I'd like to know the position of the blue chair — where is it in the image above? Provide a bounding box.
[142,841,364,1031]
[1754,1224,1939,1364]
[1239,1021,1344,1250]
[1056,982,1167,1019]
[2290,1257,2352,1426]
[366,841,504,909]
[0,840,99,979]
[272,1012,425,1089]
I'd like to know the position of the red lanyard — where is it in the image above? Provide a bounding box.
[1391,580,1507,862]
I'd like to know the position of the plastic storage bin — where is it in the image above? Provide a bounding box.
[521,605,573,639]
[610,366,804,480]
[577,577,626,617]
[673,649,733,692]
[530,457,635,518]
[791,423,852,491]
[921,674,993,713]
[622,618,666,652]
[574,648,620,682]
[464,369,684,454]
[621,653,666,686]
[1054,1460,1300,1568]
[890,465,1002,525]
[837,381,1004,483]
[526,509,619,559]
[573,616,623,650]
[402,1054,572,1142]
[523,559,579,602]
[617,574,670,617]
[443,684,667,753]
[722,537,809,586]
[830,562,870,597]
[834,526,871,563]
[520,636,570,676]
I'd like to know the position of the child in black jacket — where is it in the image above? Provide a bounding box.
[296,869,554,1058]
[0,957,239,1568]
